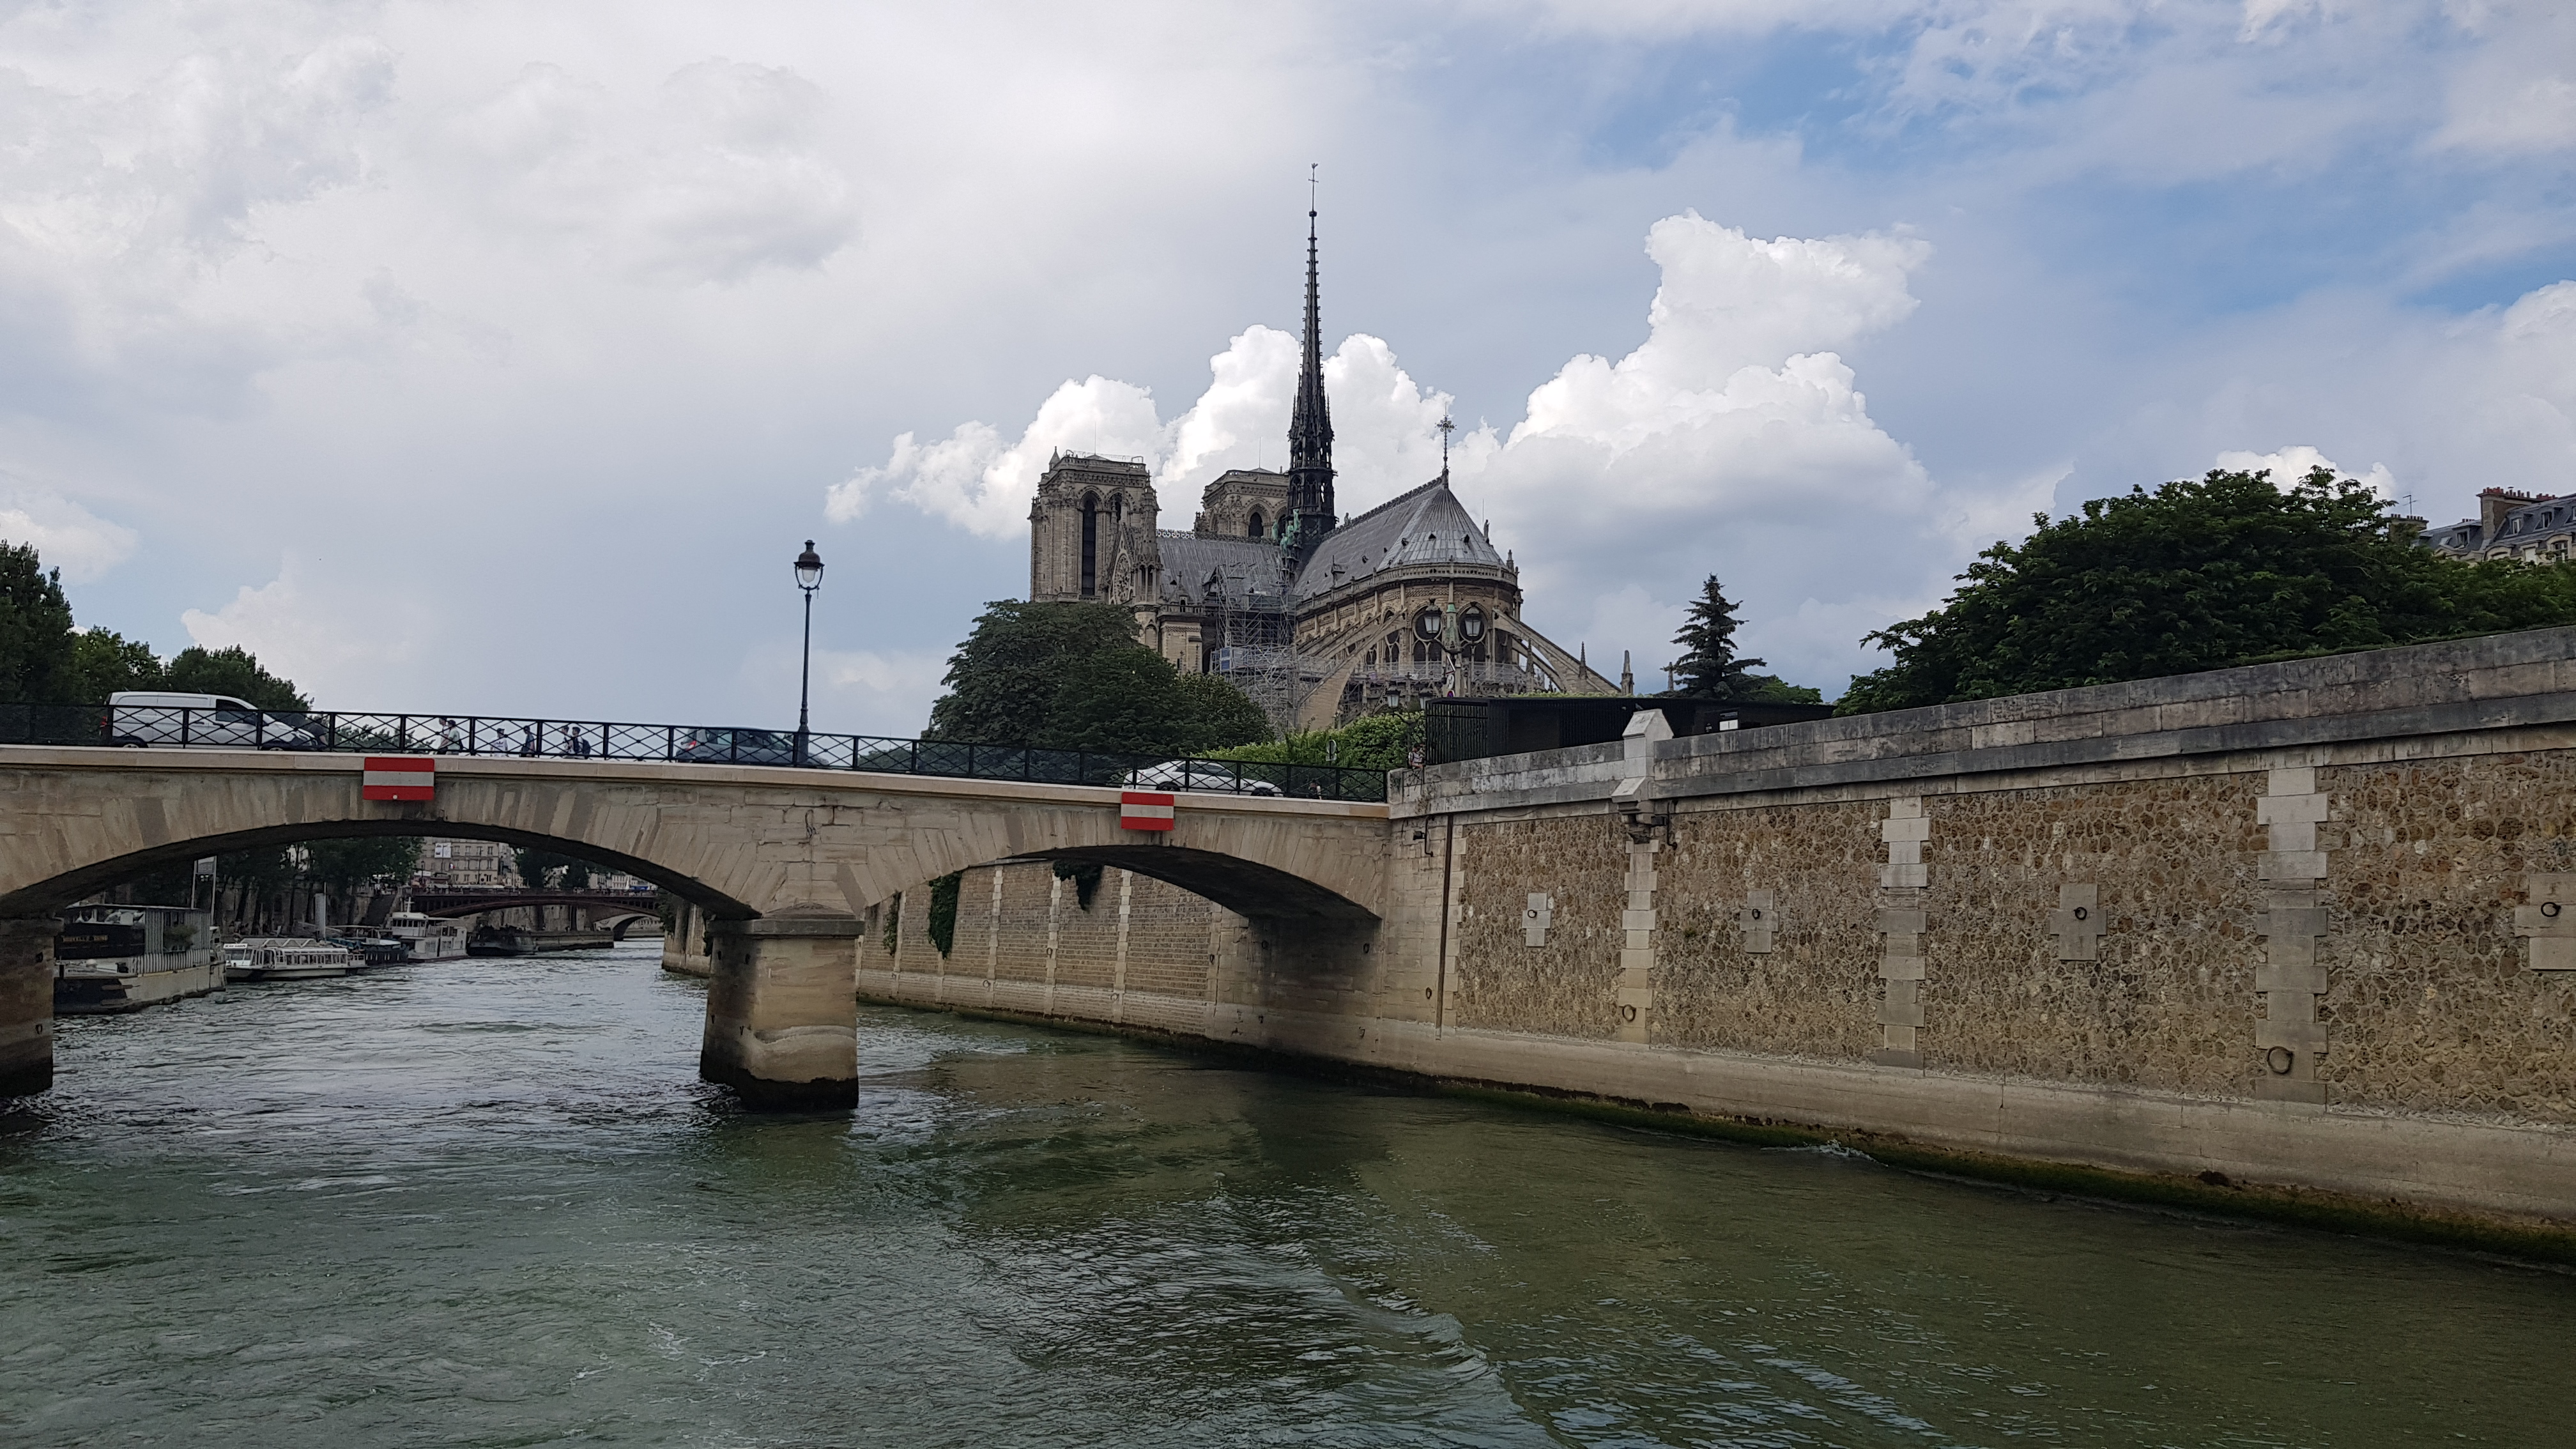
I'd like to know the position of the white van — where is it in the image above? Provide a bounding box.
[107,692,327,751]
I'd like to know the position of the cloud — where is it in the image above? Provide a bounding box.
[2429,4,2576,154]
[2213,444,2395,496]
[732,641,947,737]
[445,57,859,283]
[0,487,138,582]
[831,328,1466,539]
[180,567,422,703]
[829,376,1167,538]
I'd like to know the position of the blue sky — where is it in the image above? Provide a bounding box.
[1,1,2570,727]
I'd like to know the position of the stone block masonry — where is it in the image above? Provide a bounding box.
[859,627,2576,1228]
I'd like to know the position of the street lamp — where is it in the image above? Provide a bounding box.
[1411,601,1487,698]
[793,540,824,764]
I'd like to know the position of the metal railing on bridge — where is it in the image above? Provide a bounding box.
[0,703,1390,803]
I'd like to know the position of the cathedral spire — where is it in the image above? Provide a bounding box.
[1284,167,1336,565]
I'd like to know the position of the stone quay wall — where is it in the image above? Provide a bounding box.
[845,627,2576,1226]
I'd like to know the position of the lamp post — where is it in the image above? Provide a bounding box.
[793,540,824,765]
[1411,600,1487,699]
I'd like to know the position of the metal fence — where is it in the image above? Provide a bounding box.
[0,702,1389,802]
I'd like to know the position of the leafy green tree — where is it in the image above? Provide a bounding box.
[1207,710,1423,773]
[512,847,599,891]
[1170,671,1272,752]
[0,540,75,704]
[164,645,310,711]
[1841,467,2576,713]
[1738,675,1825,703]
[1666,576,1776,700]
[58,627,164,702]
[927,601,1148,744]
[304,838,423,894]
[927,598,1269,755]
[1041,648,1269,756]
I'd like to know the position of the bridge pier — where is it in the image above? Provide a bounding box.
[0,918,59,1096]
[700,912,864,1109]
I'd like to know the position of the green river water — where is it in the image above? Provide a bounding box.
[3,940,2572,1447]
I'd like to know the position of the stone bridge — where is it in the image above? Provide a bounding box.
[406,887,667,937]
[0,748,1390,1105]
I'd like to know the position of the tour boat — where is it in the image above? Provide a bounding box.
[222,939,353,982]
[325,932,410,969]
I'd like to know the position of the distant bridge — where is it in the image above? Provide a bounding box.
[407,887,663,919]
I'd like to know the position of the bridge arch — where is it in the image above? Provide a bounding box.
[1,818,751,921]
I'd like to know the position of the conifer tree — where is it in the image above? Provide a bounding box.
[1667,576,1767,700]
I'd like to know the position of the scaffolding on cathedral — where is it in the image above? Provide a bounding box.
[1198,560,1303,726]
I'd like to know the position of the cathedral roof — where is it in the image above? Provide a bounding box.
[1158,530,1287,609]
[1292,476,1506,602]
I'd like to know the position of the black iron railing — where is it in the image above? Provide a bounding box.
[0,703,1388,802]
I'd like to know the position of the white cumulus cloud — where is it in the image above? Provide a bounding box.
[830,329,1465,539]
[2213,445,2395,496]
[0,486,138,583]
[180,567,429,705]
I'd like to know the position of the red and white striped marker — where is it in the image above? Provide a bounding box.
[1119,790,1175,831]
[361,756,436,802]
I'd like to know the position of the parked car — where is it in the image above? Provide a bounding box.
[673,727,798,765]
[1124,759,1280,796]
[107,691,330,751]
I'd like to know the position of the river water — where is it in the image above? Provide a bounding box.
[4,940,2573,1447]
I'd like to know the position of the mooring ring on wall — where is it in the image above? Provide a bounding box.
[2073,906,2089,921]
[2265,1046,2295,1075]
[1622,1004,1638,1022]
[2547,901,2563,919]
[1749,908,1763,921]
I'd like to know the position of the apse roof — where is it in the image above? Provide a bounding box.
[1293,477,1506,602]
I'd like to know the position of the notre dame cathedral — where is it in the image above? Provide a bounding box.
[1028,211,1614,731]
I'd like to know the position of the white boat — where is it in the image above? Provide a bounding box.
[384,912,468,962]
[222,939,353,982]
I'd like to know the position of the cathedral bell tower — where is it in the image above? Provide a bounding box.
[1028,452,1160,607]
[1280,195,1336,569]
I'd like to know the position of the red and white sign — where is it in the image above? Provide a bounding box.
[1119,790,1175,831]
[362,756,436,802]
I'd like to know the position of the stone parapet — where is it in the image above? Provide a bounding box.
[1396,625,2576,816]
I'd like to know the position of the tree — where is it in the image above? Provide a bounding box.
[304,838,423,894]
[513,847,598,891]
[0,540,75,704]
[58,628,164,702]
[926,598,1268,755]
[1840,467,2576,713]
[1666,576,1770,700]
[1206,710,1424,773]
[927,601,1151,744]
[164,645,310,711]
[1039,648,1268,756]
[1171,671,1272,753]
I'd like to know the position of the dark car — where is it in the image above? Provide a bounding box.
[673,727,797,765]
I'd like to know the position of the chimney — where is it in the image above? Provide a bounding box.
[2479,487,2543,542]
